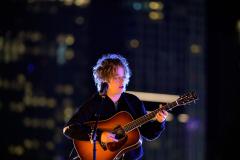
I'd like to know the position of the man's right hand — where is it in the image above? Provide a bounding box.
[101,131,118,143]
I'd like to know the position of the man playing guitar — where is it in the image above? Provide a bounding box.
[63,53,168,160]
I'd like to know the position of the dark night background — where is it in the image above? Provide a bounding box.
[207,0,239,159]
[0,0,239,160]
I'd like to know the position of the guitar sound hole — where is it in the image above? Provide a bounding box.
[113,125,126,139]
[107,125,128,151]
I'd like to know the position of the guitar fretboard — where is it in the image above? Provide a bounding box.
[123,101,178,133]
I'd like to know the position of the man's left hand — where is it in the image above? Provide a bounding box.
[155,105,168,123]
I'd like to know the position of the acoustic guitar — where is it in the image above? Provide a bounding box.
[73,91,198,160]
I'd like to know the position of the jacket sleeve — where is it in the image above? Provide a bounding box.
[63,108,91,140]
[128,94,166,141]
[63,94,103,141]
[139,119,166,141]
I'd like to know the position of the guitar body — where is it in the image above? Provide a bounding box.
[73,111,141,160]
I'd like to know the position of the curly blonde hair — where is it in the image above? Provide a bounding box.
[93,54,131,91]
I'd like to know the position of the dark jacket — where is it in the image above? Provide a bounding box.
[63,92,165,160]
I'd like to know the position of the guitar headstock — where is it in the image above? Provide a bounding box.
[176,91,198,106]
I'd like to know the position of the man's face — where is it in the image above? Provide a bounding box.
[107,66,126,95]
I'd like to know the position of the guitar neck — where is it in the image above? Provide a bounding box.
[123,101,178,133]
